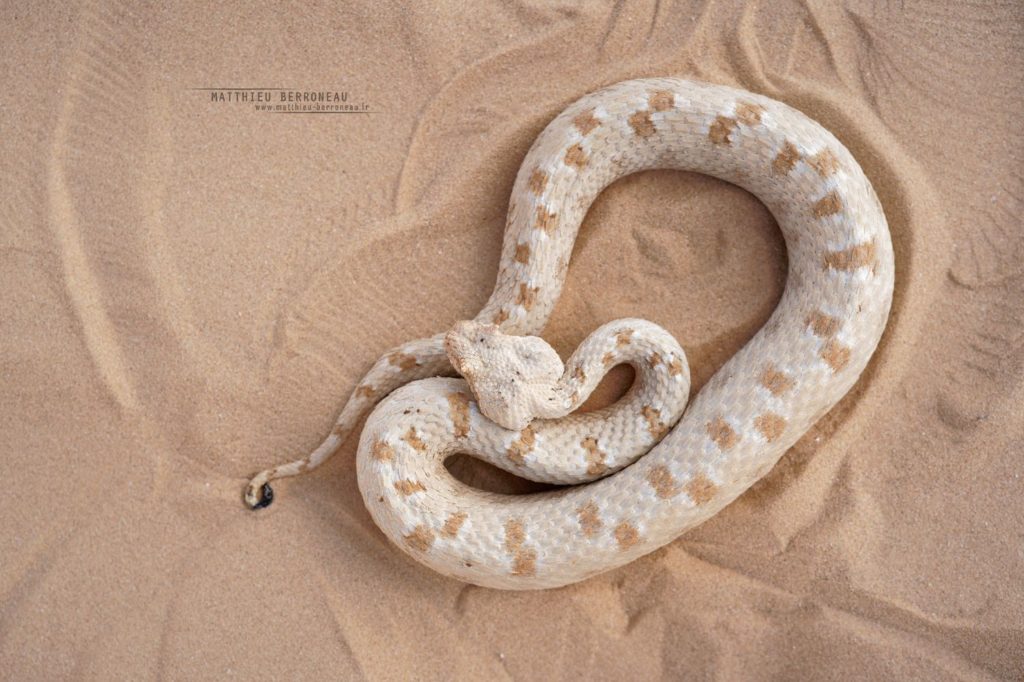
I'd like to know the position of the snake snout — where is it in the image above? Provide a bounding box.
[445,321,483,377]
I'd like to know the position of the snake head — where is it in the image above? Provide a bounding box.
[444,321,565,431]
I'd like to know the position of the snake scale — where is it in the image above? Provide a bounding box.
[245,78,894,590]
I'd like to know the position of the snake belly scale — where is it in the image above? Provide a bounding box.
[245,77,894,590]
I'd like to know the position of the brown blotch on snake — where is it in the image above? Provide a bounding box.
[754,413,787,442]
[514,242,531,264]
[706,417,740,450]
[564,143,587,169]
[824,241,877,272]
[505,518,537,576]
[511,549,537,577]
[388,352,419,371]
[442,512,468,538]
[507,425,536,465]
[820,339,852,372]
[394,480,427,496]
[649,90,674,111]
[573,109,600,135]
[808,149,840,177]
[708,116,737,145]
[641,405,667,438]
[772,140,800,175]
[615,328,634,347]
[577,502,603,538]
[515,283,540,311]
[614,523,641,550]
[372,440,395,461]
[685,475,718,505]
[581,436,608,476]
[647,465,681,499]
[528,169,547,195]
[447,392,471,438]
[806,310,842,338]
[759,365,794,396]
[402,426,428,453]
[405,525,435,552]
[534,206,558,233]
[735,101,764,125]
[812,191,843,218]
[505,519,525,551]
[628,110,655,137]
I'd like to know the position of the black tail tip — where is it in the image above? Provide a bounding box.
[251,483,274,510]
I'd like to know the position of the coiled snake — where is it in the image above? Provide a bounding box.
[245,78,894,590]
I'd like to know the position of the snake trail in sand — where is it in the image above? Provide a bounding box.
[245,77,894,590]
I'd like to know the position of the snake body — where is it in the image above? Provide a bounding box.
[246,78,894,590]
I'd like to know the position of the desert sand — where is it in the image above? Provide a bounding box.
[2,1,1022,679]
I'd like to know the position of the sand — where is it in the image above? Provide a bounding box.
[2,1,1022,679]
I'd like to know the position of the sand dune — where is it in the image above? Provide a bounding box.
[1,1,1021,678]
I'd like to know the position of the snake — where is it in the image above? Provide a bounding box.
[244,77,894,590]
